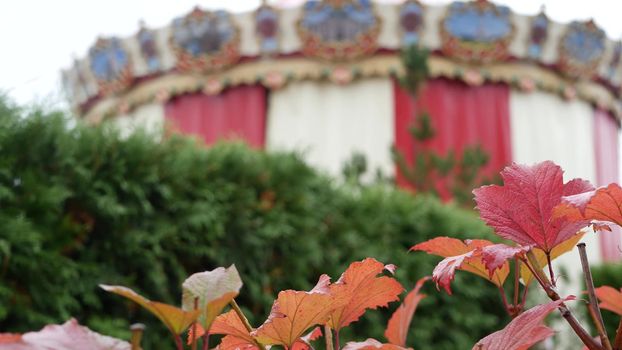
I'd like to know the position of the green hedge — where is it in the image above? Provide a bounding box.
[590,263,622,338]
[0,97,507,349]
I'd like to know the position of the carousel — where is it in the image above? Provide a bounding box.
[62,0,622,294]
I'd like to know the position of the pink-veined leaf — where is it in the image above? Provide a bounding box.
[327,258,404,331]
[0,319,130,350]
[473,297,575,350]
[182,265,243,331]
[342,338,411,350]
[474,161,593,253]
[384,276,429,347]
[252,276,338,348]
[431,250,477,295]
[480,244,531,278]
[100,284,201,335]
[594,286,622,315]
[411,237,509,288]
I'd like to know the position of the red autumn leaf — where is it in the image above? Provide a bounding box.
[188,310,258,348]
[519,232,585,285]
[0,335,20,344]
[342,338,411,350]
[431,250,477,295]
[474,161,594,253]
[327,258,404,331]
[385,276,429,347]
[411,237,509,286]
[0,319,130,350]
[252,276,337,348]
[291,327,323,350]
[100,285,201,335]
[473,297,574,350]
[594,286,622,315]
[411,237,509,292]
[480,244,531,278]
[219,335,258,350]
[558,183,622,228]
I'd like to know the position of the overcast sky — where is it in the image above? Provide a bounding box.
[1,0,621,108]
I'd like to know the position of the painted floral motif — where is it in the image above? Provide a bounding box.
[440,0,514,62]
[88,37,133,95]
[256,5,280,56]
[528,12,548,59]
[170,7,240,73]
[558,20,606,78]
[137,23,161,73]
[399,0,424,46]
[297,0,380,60]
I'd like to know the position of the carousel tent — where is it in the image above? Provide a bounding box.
[62,0,622,289]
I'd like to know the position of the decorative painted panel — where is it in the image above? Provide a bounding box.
[558,20,606,79]
[170,7,240,73]
[527,12,548,60]
[88,37,133,95]
[399,0,424,46]
[255,5,280,56]
[608,40,621,80]
[297,0,381,61]
[440,0,514,62]
[137,23,161,74]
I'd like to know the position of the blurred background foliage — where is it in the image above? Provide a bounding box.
[0,95,508,349]
[589,263,622,339]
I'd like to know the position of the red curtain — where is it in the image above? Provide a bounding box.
[394,78,512,199]
[164,85,267,148]
[594,109,621,261]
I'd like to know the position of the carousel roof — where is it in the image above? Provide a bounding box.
[61,0,622,122]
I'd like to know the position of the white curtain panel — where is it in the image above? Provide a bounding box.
[112,103,165,139]
[510,90,598,299]
[267,78,395,179]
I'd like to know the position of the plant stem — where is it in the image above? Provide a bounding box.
[513,258,520,308]
[334,329,340,350]
[191,297,199,350]
[522,255,601,350]
[324,325,334,350]
[201,333,209,350]
[578,243,612,350]
[229,299,266,350]
[497,286,511,316]
[546,252,556,287]
[613,317,622,350]
[174,334,184,350]
[129,323,145,350]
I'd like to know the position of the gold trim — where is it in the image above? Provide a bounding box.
[83,54,622,123]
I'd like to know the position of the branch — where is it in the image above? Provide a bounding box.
[523,252,602,350]
[230,299,266,350]
[324,325,334,350]
[613,317,622,350]
[578,243,612,350]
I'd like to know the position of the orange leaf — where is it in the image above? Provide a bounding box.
[473,297,574,350]
[328,258,404,331]
[560,183,622,227]
[219,335,259,350]
[594,286,622,315]
[342,338,411,350]
[385,277,429,347]
[182,265,243,330]
[253,276,336,348]
[100,285,200,335]
[291,327,323,350]
[411,237,509,289]
[188,310,258,347]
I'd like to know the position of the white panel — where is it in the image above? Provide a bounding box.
[508,13,529,58]
[278,7,303,54]
[238,11,261,56]
[510,90,598,298]
[376,4,400,49]
[267,78,395,179]
[111,103,165,140]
